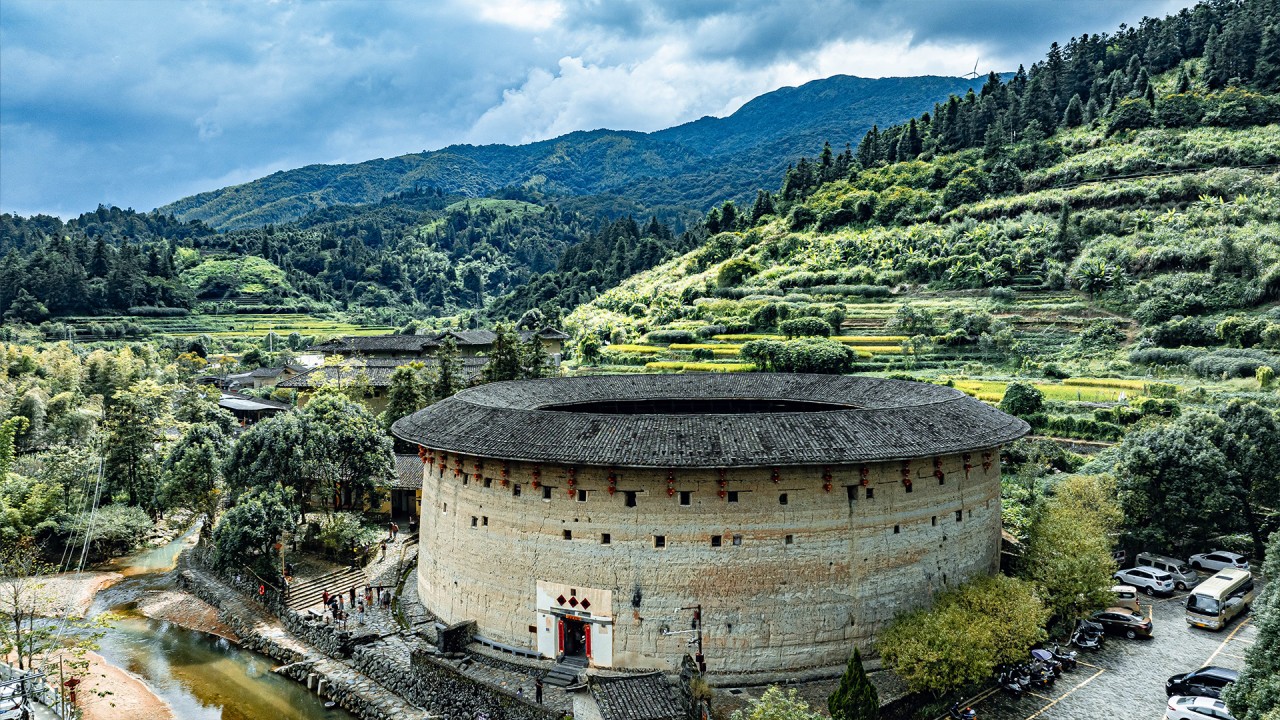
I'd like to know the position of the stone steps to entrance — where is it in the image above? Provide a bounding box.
[544,656,588,687]
[286,567,369,612]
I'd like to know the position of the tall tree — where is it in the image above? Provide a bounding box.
[829,648,879,720]
[1222,530,1280,720]
[104,380,171,516]
[482,324,524,383]
[432,337,465,400]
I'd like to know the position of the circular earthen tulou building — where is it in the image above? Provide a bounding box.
[392,374,1029,679]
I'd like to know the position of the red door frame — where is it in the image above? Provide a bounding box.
[585,624,592,658]
[557,618,565,654]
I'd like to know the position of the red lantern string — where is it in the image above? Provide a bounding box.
[531,465,541,489]
[963,453,972,478]
[860,465,870,487]
[771,468,780,484]
[607,471,617,496]
[934,457,945,482]
[901,460,912,488]
[822,466,833,493]
[666,469,675,497]
[982,451,993,472]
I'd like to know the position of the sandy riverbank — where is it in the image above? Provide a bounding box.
[36,571,125,619]
[74,651,176,720]
[133,587,240,642]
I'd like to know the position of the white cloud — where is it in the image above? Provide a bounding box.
[475,0,565,30]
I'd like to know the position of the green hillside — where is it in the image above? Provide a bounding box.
[157,75,983,230]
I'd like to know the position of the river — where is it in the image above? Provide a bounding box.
[86,525,355,720]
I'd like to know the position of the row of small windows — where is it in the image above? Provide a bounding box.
[557,530,791,547]
[892,510,970,534]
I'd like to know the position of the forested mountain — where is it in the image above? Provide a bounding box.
[569,0,1280,360]
[157,75,983,231]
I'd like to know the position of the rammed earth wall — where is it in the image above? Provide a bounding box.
[415,450,1004,677]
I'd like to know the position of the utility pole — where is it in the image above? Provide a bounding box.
[679,604,705,673]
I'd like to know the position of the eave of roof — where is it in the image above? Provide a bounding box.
[391,374,1029,469]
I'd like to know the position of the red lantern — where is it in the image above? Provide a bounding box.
[860,465,870,487]
[608,471,617,496]
[667,469,675,497]
[418,445,427,464]
[934,457,945,482]
[771,468,780,484]
[718,469,728,500]
[822,466,833,493]
[901,460,912,489]
[963,453,973,478]
[982,451,993,472]
[532,465,541,489]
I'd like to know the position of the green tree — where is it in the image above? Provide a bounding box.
[1000,382,1044,417]
[1062,93,1085,127]
[717,258,759,288]
[432,337,465,399]
[3,288,49,324]
[295,390,393,515]
[829,648,879,720]
[104,380,172,515]
[482,324,524,383]
[0,418,29,479]
[1107,98,1154,135]
[521,337,552,379]
[1257,365,1276,388]
[732,687,824,720]
[577,333,602,364]
[877,574,1047,696]
[383,362,435,430]
[1217,401,1280,561]
[212,484,293,576]
[1115,417,1234,554]
[1021,475,1121,625]
[1222,531,1280,720]
[161,422,230,538]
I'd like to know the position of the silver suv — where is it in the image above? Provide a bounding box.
[1136,552,1201,591]
[1114,566,1176,596]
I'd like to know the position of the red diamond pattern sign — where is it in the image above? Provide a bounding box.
[556,595,567,606]
[568,597,579,608]
[580,598,591,610]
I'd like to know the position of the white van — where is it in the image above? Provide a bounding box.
[1186,569,1257,630]
[1137,552,1201,591]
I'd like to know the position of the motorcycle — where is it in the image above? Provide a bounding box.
[1071,619,1105,651]
[994,664,1024,697]
[947,702,977,720]
[1048,643,1078,671]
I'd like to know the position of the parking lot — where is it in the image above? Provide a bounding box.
[957,581,1261,720]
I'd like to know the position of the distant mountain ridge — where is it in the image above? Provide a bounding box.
[159,74,983,231]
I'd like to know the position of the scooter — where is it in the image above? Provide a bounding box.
[1048,643,1078,671]
[1031,648,1063,678]
[1025,659,1056,689]
[947,702,977,720]
[1071,619,1105,651]
[994,664,1024,697]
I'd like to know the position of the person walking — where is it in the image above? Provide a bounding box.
[535,677,543,704]
[349,586,356,606]
[391,521,399,540]
[322,589,330,607]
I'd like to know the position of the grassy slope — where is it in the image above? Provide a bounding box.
[565,119,1280,435]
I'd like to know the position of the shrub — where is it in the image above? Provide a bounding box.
[741,338,858,374]
[1257,365,1275,388]
[1147,316,1219,347]
[1190,349,1280,379]
[1155,93,1205,127]
[1107,98,1154,135]
[989,287,1017,302]
[717,258,760,288]
[1128,347,1203,366]
[779,317,832,338]
[644,329,697,345]
[1000,382,1044,417]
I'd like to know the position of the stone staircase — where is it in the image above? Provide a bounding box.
[286,567,368,613]
[544,655,588,688]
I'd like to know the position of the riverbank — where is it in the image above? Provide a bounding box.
[132,588,239,642]
[75,651,177,720]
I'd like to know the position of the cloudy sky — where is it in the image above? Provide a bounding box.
[1,0,1192,218]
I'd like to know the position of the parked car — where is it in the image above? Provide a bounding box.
[1090,607,1153,639]
[1137,552,1202,591]
[1189,551,1249,572]
[1114,566,1176,596]
[1166,666,1240,699]
[1165,696,1237,720]
[1110,584,1141,612]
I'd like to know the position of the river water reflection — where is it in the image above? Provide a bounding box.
[90,525,354,719]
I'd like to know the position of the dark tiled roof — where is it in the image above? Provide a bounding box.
[438,329,498,346]
[519,326,570,341]
[277,357,488,389]
[310,335,440,354]
[391,374,1029,468]
[592,674,684,720]
[389,454,425,490]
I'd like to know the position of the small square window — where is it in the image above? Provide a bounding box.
[483,478,492,488]
[711,535,722,547]
[471,516,478,527]
[563,529,572,540]
[654,535,666,548]
[893,524,900,534]
[577,489,588,502]
[865,487,874,499]
[542,486,552,500]
[513,484,521,497]
[601,533,611,545]
[727,491,739,503]
[624,491,637,508]
[732,534,743,546]
[443,503,447,513]
[785,534,794,545]
[482,516,488,526]
[778,493,788,505]
[931,516,937,526]
[679,491,691,506]
[528,625,537,633]
[956,510,963,522]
